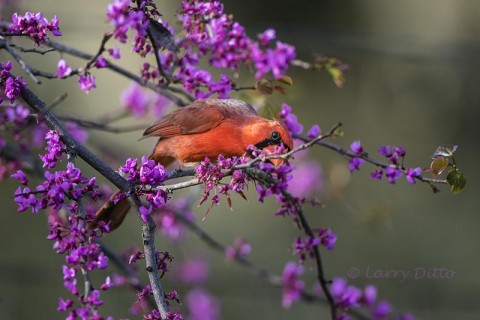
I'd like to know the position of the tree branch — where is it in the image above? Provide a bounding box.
[4,66,171,316]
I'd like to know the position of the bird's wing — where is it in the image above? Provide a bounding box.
[143,99,257,138]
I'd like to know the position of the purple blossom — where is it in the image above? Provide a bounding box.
[139,156,167,186]
[106,0,149,49]
[294,228,336,262]
[372,300,392,319]
[385,167,403,184]
[39,130,65,168]
[101,276,113,291]
[281,262,304,308]
[64,278,78,295]
[78,74,96,93]
[378,145,406,165]
[348,157,365,173]
[370,169,383,180]
[57,298,73,311]
[257,28,276,46]
[175,0,295,94]
[331,278,361,309]
[186,289,220,320]
[350,140,363,155]
[279,103,303,135]
[9,12,62,44]
[86,290,104,307]
[11,170,28,185]
[0,60,13,77]
[121,82,150,117]
[293,235,320,262]
[95,56,108,68]
[65,121,88,144]
[108,46,121,59]
[361,285,377,306]
[175,257,209,285]
[225,237,251,261]
[120,157,138,178]
[128,249,145,265]
[405,167,422,184]
[139,205,152,223]
[3,75,27,103]
[56,59,72,78]
[14,187,40,213]
[62,265,76,281]
[208,74,233,99]
[307,124,321,139]
[152,94,171,118]
[1,103,30,126]
[318,228,337,250]
[288,161,323,198]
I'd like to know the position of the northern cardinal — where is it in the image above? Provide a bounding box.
[94,98,293,230]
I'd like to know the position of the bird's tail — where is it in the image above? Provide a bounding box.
[92,190,131,231]
[91,151,175,231]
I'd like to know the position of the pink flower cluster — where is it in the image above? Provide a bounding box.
[119,156,169,222]
[294,228,337,262]
[0,61,27,104]
[8,11,61,44]
[330,278,415,320]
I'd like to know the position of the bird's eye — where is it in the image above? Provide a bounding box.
[271,130,280,141]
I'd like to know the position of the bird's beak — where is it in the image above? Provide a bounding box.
[263,145,285,167]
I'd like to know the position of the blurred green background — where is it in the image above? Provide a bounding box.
[1,0,479,319]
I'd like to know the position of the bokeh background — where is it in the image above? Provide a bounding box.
[1,0,479,319]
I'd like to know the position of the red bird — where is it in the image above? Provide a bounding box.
[94,98,294,230]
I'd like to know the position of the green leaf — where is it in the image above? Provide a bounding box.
[446,168,466,193]
[277,75,293,86]
[328,67,345,88]
[256,79,273,95]
[430,157,449,175]
[432,144,458,158]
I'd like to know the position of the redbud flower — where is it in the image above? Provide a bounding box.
[11,170,28,185]
[139,205,152,223]
[350,140,363,155]
[56,59,72,78]
[281,262,304,308]
[186,289,220,320]
[307,124,321,139]
[385,167,402,184]
[348,157,365,173]
[121,82,150,117]
[331,277,361,309]
[372,300,392,319]
[279,103,303,135]
[78,74,96,93]
[370,169,383,180]
[95,56,108,68]
[257,28,276,46]
[175,257,209,285]
[9,12,62,44]
[225,237,251,261]
[108,46,121,59]
[405,167,422,184]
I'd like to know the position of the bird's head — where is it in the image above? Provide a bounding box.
[244,119,294,166]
